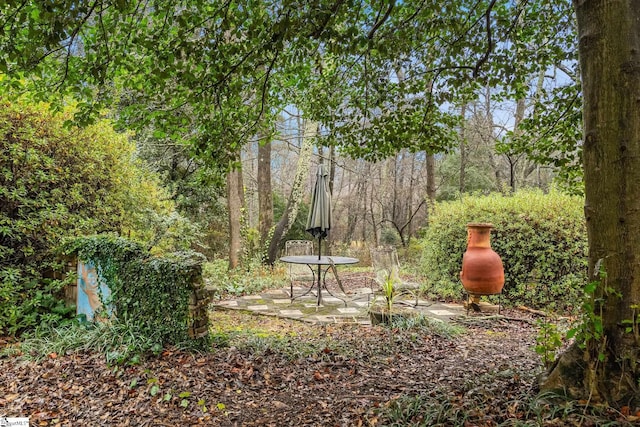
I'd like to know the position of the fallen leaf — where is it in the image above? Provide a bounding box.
[272,400,288,409]
[4,393,20,402]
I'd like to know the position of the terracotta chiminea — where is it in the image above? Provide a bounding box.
[460,223,504,305]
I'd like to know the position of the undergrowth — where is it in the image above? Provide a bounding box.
[203,258,287,299]
[2,319,218,365]
[379,389,634,426]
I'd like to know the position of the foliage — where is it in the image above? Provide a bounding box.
[437,149,500,201]
[566,276,606,363]
[380,228,402,247]
[0,99,182,335]
[373,270,401,314]
[61,235,209,353]
[535,319,565,368]
[419,189,587,312]
[379,389,634,426]
[499,81,583,195]
[389,314,464,338]
[134,131,229,259]
[271,192,310,248]
[5,319,162,363]
[202,258,286,300]
[0,1,576,174]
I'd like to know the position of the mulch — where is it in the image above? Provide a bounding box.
[0,303,551,427]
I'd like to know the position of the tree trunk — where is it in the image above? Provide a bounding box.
[265,121,315,264]
[368,163,379,246]
[483,86,506,190]
[542,0,640,406]
[459,104,467,193]
[328,144,336,196]
[227,163,244,270]
[426,153,436,206]
[257,140,273,247]
[327,144,336,251]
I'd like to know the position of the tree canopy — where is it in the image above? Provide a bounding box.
[0,0,579,174]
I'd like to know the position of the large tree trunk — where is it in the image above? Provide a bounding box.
[257,140,273,247]
[542,0,640,406]
[227,164,244,270]
[265,121,315,264]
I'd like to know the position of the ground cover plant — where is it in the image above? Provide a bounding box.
[203,258,288,299]
[60,235,210,355]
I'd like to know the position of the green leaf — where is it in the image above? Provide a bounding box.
[584,281,598,295]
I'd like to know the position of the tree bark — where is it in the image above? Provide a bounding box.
[227,163,244,270]
[257,139,273,247]
[426,153,436,206]
[542,0,640,406]
[459,104,467,193]
[265,121,315,264]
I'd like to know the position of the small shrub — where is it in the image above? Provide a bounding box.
[419,189,587,312]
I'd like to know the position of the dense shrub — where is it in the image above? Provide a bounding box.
[0,100,191,335]
[420,190,587,312]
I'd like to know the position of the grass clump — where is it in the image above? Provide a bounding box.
[379,389,635,426]
[3,317,221,365]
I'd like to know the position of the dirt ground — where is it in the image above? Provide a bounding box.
[0,306,554,426]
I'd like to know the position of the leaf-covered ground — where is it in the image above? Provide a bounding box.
[1,309,636,426]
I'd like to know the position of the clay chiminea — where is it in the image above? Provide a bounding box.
[460,223,504,307]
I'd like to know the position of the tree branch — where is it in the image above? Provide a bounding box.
[368,0,395,40]
[310,0,346,38]
[473,0,497,78]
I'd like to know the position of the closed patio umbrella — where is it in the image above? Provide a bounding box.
[306,164,332,259]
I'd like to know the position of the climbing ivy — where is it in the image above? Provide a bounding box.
[62,235,209,351]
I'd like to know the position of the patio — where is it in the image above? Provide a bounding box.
[211,284,473,325]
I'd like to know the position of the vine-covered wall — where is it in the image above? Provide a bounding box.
[63,235,209,347]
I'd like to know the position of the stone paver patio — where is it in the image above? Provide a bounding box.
[211,286,481,325]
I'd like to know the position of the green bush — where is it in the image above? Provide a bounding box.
[0,100,190,335]
[419,189,587,312]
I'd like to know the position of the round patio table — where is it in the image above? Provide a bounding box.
[279,255,359,306]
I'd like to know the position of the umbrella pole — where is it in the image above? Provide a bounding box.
[317,237,322,305]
